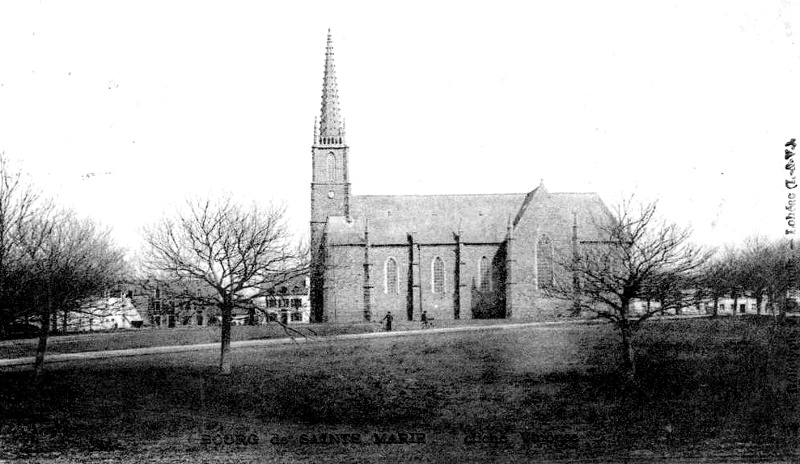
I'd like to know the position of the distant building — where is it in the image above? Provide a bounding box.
[110,279,218,328]
[68,297,143,332]
[261,275,311,325]
[631,295,783,316]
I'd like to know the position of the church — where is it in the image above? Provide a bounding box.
[309,32,612,323]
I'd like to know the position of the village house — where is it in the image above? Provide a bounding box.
[261,275,311,325]
[68,296,144,332]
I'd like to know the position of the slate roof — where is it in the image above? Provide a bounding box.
[326,189,608,245]
[324,188,611,246]
[322,194,523,245]
[264,275,310,295]
[79,297,143,322]
[542,192,615,240]
[354,193,527,244]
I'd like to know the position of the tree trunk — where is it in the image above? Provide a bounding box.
[779,293,789,322]
[62,309,68,333]
[34,291,53,380]
[713,297,719,317]
[756,293,763,316]
[733,295,739,316]
[247,306,256,326]
[620,320,636,381]
[219,299,232,375]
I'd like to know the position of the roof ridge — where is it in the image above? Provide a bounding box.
[512,186,540,227]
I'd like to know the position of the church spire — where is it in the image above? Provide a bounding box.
[319,29,344,145]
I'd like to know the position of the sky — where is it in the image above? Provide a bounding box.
[1,1,799,254]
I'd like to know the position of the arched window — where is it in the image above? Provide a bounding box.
[479,256,491,292]
[385,257,398,294]
[537,235,554,289]
[326,153,337,182]
[432,257,445,293]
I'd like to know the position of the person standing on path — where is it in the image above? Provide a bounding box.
[382,311,394,331]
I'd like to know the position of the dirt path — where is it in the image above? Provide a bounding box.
[0,315,708,368]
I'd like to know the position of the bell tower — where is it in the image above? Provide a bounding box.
[310,30,350,321]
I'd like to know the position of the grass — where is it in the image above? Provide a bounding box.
[1,317,799,462]
[0,317,558,359]
[0,322,382,359]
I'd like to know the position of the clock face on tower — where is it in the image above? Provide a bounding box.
[327,190,335,199]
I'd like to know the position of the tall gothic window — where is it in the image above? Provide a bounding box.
[326,153,337,182]
[537,235,554,289]
[432,257,445,294]
[479,256,491,292]
[385,257,398,294]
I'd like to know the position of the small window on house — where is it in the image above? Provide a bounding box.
[479,256,491,292]
[267,299,277,308]
[291,312,302,322]
[537,235,554,289]
[292,298,302,308]
[432,257,445,294]
[385,257,399,294]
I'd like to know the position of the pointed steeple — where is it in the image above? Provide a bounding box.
[319,29,344,145]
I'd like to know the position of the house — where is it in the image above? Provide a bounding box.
[68,297,144,331]
[261,275,311,324]
[111,279,219,327]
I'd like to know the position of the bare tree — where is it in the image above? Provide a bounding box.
[699,258,731,317]
[21,210,126,378]
[0,154,48,338]
[549,197,711,380]
[736,236,777,316]
[700,236,799,319]
[763,239,798,319]
[142,195,305,375]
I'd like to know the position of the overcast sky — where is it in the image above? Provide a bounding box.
[1,1,799,253]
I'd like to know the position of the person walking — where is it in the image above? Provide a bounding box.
[382,311,394,331]
[421,310,429,329]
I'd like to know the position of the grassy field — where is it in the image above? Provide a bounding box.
[0,318,543,359]
[1,317,799,462]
